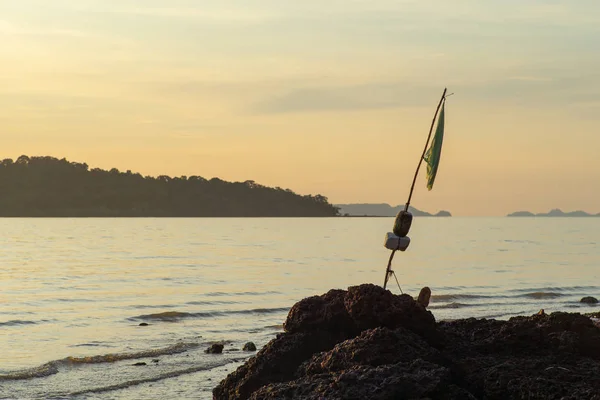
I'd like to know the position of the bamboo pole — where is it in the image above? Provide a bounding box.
[383,88,448,290]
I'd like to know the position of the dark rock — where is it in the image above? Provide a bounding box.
[213,331,344,400]
[214,284,600,400]
[133,362,147,366]
[439,312,600,360]
[243,342,257,352]
[249,360,465,400]
[152,359,159,363]
[205,343,224,354]
[477,358,600,400]
[138,323,149,326]
[297,327,442,377]
[283,289,354,335]
[417,286,431,308]
[343,284,437,340]
[581,296,599,304]
[284,284,438,344]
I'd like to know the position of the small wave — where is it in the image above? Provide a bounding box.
[70,341,111,348]
[186,300,245,306]
[56,298,95,303]
[519,292,564,299]
[68,360,236,397]
[429,302,473,309]
[510,286,600,293]
[430,294,494,302]
[204,291,281,297]
[503,239,540,245]
[66,342,199,364]
[131,304,179,310]
[244,307,289,314]
[0,320,37,327]
[0,361,60,381]
[133,311,223,321]
[264,324,284,330]
[132,307,290,322]
[0,343,200,381]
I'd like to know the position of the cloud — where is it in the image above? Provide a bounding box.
[253,82,441,114]
[84,4,278,24]
[0,20,93,38]
[251,70,600,115]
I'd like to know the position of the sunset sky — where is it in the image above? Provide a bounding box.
[2,0,599,216]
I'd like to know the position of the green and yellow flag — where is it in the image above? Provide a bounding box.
[423,101,445,191]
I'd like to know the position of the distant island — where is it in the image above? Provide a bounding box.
[0,155,339,217]
[507,209,600,217]
[335,203,451,217]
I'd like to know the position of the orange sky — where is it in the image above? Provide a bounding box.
[2,1,599,216]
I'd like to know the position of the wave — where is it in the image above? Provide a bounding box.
[130,311,221,322]
[68,359,243,397]
[503,239,540,245]
[264,324,284,330]
[203,291,281,297]
[431,289,592,303]
[428,302,474,309]
[66,342,199,364]
[430,301,535,310]
[186,300,244,306]
[56,298,95,303]
[70,342,111,348]
[0,361,60,381]
[131,304,179,310]
[518,292,564,299]
[0,343,199,381]
[132,307,290,322]
[246,308,289,314]
[133,311,223,321]
[0,320,37,327]
[430,294,497,302]
[509,286,600,293]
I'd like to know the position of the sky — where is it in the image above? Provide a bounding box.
[1,0,599,216]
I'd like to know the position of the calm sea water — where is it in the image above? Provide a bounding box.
[1,217,599,399]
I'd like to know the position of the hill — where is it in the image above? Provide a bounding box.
[507,208,599,217]
[0,155,339,217]
[336,203,451,217]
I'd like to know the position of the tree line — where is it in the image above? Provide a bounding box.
[0,155,340,217]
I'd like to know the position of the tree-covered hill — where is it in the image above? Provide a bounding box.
[0,155,340,217]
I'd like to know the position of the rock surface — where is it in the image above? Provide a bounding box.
[206,343,225,354]
[581,296,599,304]
[243,342,257,352]
[213,284,600,400]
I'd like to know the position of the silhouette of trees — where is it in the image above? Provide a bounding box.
[0,155,340,217]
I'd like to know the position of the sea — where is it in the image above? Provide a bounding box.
[1,217,599,399]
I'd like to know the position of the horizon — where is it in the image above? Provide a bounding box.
[2,1,600,217]
[334,201,600,216]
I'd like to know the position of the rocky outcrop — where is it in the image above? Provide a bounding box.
[213,284,600,400]
[206,344,224,354]
[243,342,257,352]
[581,296,599,304]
